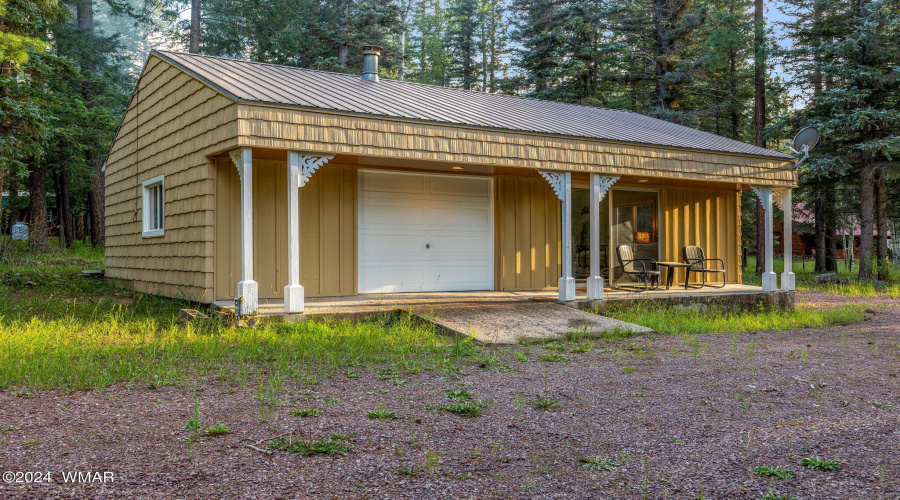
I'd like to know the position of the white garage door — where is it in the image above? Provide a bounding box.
[358,170,494,293]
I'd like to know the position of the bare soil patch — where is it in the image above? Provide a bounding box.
[2,291,898,499]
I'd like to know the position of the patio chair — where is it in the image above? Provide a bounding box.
[682,245,727,288]
[615,245,660,292]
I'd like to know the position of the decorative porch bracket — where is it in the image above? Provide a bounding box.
[587,174,620,300]
[229,147,258,314]
[538,170,575,302]
[295,153,335,188]
[751,185,778,292]
[284,152,334,313]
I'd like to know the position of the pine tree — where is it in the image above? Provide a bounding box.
[782,0,900,279]
[447,0,479,89]
[477,0,507,92]
[409,0,453,85]
[509,0,566,97]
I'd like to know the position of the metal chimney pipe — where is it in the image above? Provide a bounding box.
[361,45,382,82]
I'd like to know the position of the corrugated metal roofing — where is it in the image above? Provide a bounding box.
[153,49,794,160]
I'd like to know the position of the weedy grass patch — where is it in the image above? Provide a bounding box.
[445,388,472,401]
[0,242,475,391]
[367,403,397,420]
[760,491,797,500]
[744,256,900,298]
[578,455,621,471]
[528,395,561,410]
[602,302,865,335]
[205,423,231,435]
[754,466,795,479]
[289,408,321,418]
[872,400,897,410]
[427,400,492,417]
[800,456,841,471]
[267,434,353,456]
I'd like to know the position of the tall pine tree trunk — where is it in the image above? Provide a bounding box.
[52,172,64,249]
[826,216,837,271]
[753,0,766,275]
[29,162,49,252]
[875,167,887,264]
[59,163,74,249]
[814,193,826,271]
[652,0,674,112]
[189,0,201,53]
[858,163,875,279]
[88,158,105,247]
[77,0,105,247]
[75,213,85,241]
[336,0,350,66]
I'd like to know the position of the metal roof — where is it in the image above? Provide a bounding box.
[153,49,794,160]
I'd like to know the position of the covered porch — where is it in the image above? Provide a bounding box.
[217,146,795,317]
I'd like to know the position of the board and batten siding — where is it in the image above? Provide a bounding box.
[236,104,797,187]
[213,159,357,301]
[104,55,239,300]
[660,187,743,284]
[496,176,562,290]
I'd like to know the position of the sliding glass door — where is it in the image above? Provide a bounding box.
[611,189,660,286]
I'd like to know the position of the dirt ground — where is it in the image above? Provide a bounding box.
[1,291,899,499]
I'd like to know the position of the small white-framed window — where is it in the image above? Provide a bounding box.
[142,174,165,238]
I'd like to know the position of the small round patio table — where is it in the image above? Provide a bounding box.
[654,261,692,290]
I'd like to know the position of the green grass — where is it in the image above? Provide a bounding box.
[754,466,795,479]
[814,281,900,298]
[0,242,873,392]
[367,403,397,420]
[577,455,621,471]
[267,434,353,456]
[872,401,897,410]
[602,302,865,335]
[206,422,231,435]
[427,400,491,417]
[743,255,900,297]
[760,491,796,500]
[445,388,472,400]
[0,312,458,390]
[799,456,841,471]
[528,395,561,410]
[289,408,322,418]
[0,245,465,391]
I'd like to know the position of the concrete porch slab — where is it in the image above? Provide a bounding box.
[209,284,786,342]
[415,302,653,344]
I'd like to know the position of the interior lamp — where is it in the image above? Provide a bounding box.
[634,232,651,244]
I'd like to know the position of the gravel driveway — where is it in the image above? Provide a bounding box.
[1,291,898,499]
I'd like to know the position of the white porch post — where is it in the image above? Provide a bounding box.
[777,188,795,290]
[587,174,620,300]
[284,151,334,314]
[229,147,258,314]
[752,185,777,292]
[539,170,575,302]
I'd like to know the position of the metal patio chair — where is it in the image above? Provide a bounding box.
[682,245,727,288]
[615,245,660,292]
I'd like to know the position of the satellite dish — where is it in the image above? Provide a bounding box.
[784,126,821,167]
[792,127,821,153]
